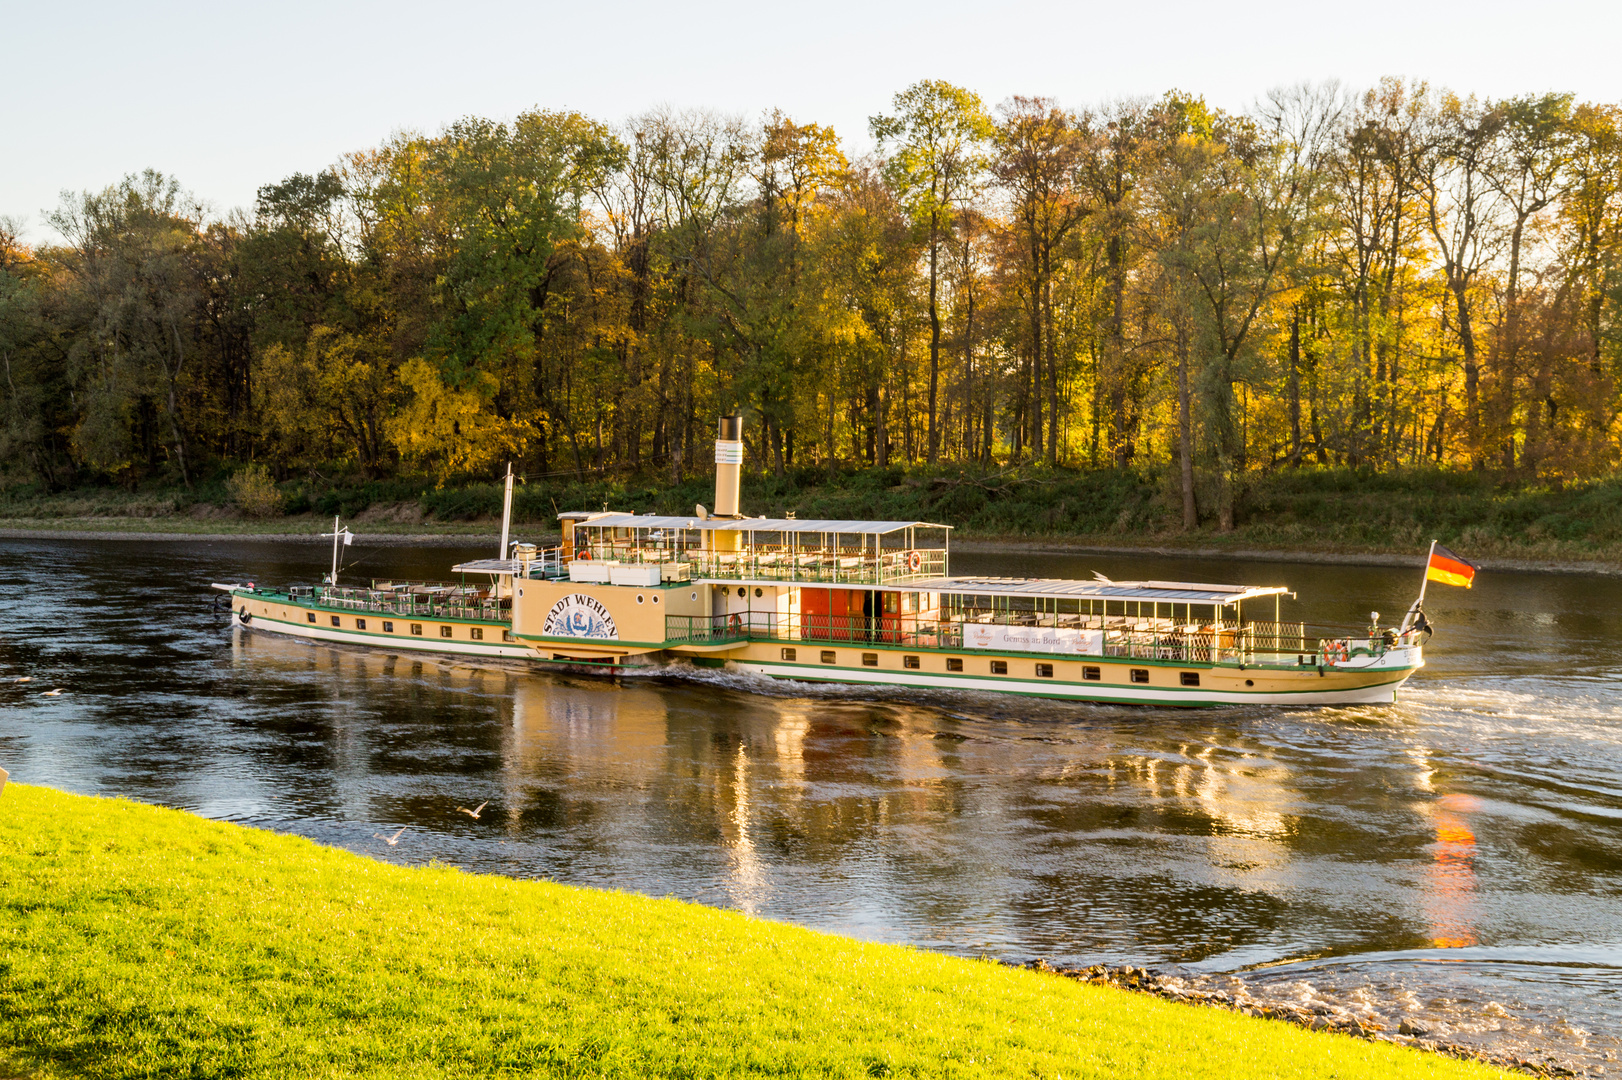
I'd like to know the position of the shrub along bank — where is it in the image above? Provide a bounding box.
[0,783,1510,1079]
[3,466,1622,564]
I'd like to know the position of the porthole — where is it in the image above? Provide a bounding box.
[636,594,645,605]
[1245,679,1254,687]
[518,588,524,597]
[754,588,763,598]
[737,587,746,598]
[652,595,660,604]
[690,591,698,601]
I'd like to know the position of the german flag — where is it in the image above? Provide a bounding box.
[1426,545,1478,588]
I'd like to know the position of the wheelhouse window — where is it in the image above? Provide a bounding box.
[1130,668,1149,684]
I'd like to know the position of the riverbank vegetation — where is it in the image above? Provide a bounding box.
[3,79,1621,539]
[0,782,1507,1079]
[2,465,1620,565]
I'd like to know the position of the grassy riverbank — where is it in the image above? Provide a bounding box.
[0,783,1506,1080]
[3,465,1621,566]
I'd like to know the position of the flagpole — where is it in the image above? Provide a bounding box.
[1416,538,1437,608]
[330,515,342,588]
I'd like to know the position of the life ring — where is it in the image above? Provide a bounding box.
[907,549,922,573]
[728,613,743,635]
[1323,639,1348,664]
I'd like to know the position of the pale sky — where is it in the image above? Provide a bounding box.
[5,0,1616,240]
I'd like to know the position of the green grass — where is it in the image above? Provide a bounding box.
[0,784,1506,1079]
[6,464,1622,565]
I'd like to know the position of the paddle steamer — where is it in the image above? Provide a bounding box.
[215,417,1427,706]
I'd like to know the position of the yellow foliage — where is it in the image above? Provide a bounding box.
[387,358,531,485]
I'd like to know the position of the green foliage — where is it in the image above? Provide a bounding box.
[226,464,284,517]
[0,784,1507,1080]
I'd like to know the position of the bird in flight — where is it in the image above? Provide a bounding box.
[374,827,406,846]
[41,689,64,697]
[457,802,488,819]
[14,676,31,683]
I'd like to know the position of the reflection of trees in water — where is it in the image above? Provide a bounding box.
[1424,793,1482,949]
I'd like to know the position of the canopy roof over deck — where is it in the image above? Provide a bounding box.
[450,558,524,575]
[891,575,1289,605]
[561,513,950,535]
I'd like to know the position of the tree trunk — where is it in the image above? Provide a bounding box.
[1177,321,1195,531]
[926,210,941,464]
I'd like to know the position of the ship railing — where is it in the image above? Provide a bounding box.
[659,613,1379,666]
[302,583,508,623]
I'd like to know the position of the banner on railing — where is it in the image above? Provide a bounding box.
[963,624,1104,656]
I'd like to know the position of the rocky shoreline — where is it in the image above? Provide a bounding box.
[1017,961,1587,1078]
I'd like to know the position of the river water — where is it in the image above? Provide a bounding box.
[2,538,1619,1072]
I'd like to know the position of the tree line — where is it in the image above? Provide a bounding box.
[2,78,1619,527]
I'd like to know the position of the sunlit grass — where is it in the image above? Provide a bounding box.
[0,784,1508,1079]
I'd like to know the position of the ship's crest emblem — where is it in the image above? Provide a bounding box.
[541,593,619,639]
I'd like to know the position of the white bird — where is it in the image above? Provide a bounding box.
[374,827,406,846]
[14,676,31,683]
[41,689,64,697]
[456,801,488,820]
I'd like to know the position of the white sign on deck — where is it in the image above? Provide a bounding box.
[963,624,1104,656]
[542,594,620,639]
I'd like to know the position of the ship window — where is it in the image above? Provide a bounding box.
[331,616,341,627]
[990,660,1008,675]
[781,648,797,661]
[382,621,393,633]
[1036,663,1053,678]
[470,627,484,640]
[1130,668,1149,684]
[636,595,645,604]
[1082,666,1101,681]
[307,613,316,624]
[652,595,660,604]
[410,624,422,636]
[903,655,920,669]
[754,588,763,598]
[946,658,963,672]
[504,631,515,642]
[1245,679,1254,687]
[1180,671,1200,687]
[862,653,878,667]
[356,618,367,631]
[737,587,746,597]
[821,650,836,664]
[440,625,453,638]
